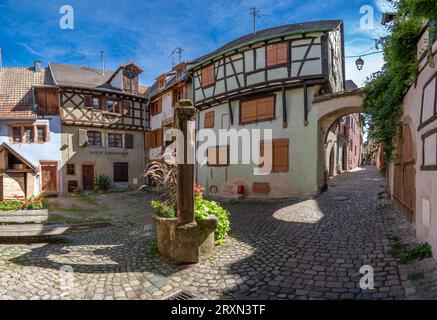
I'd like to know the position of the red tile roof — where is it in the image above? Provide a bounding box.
[0,67,54,120]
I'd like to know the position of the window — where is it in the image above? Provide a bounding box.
[158,79,166,89]
[207,146,229,167]
[87,131,102,147]
[240,96,275,124]
[113,162,129,182]
[204,111,215,128]
[67,164,75,175]
[125,133,134,149]
[173,88,184,107]
[266,42,288,67]
[150,100,162,116]
[260,139,289,173]
[123,101,132,116]
[92,97,100,109]
[12,127,22,143]
[37,126,47,142]
[24,127,34,143]
[201,65,215,87]
[108,133,123,148]
[107,99,120,113]
[145,129,163,148]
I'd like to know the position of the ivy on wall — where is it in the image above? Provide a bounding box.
[363,0,437,173]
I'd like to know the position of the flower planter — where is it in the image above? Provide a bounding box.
[0,223,70,237]
[153,215,218,264]
[0,209,49,224]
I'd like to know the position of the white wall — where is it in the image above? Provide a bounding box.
[0,117,63,194]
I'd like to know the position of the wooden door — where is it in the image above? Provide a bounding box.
[41,163,58,194]
[82,165,95,191]
[393,124,415,222]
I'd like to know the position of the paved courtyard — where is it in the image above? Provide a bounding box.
[0,166,429,300]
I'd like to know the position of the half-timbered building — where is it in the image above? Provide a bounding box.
[189,20,346,198]
[45,62,148,192]
[146,62,191,162]
[0,62,62,199]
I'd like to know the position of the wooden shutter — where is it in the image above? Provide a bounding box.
[273,140,289,173]
[241,100,258,123]
[257,97,275,121]
[157,100,162,114]
[36,89,47,114]
[114,162,129,182]
[84,95,92,108]
[145,131,153,148]
[125,134,134,149]
[202,65,214,87]
[100,97,107,110]
[78,129,88,147]
[267,45,277,66]
[204,111,215,128]
[276,43,288,65]
[45,90,59,115]
[156,128,163,147]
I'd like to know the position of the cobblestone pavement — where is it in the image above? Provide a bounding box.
[0,166,427,300]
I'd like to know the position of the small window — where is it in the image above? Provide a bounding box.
[158,79,166,89]
[108,133,123,148]
[207,146,229,167]
[12,127,22,143]
[37,126,47,142]
[87,131,102,147]
[201,65,215,87]
[24,127,34,143]
[150,100,162,116]
[113,162,129,183]
[123,101,132,116]
[266,42,288,67]
[92,97,100,109]
[67,164,75,175]
[107,99,120,113]
[173,88,184,107]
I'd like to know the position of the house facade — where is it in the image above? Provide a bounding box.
[189,20,347,198]
[388,21,437,256]
[0,63,62,199]
[146,62,191,162]
[46,63,148,192]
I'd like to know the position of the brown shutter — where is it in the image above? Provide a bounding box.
[273,140,289,173]
[84,95,92,108]
[257,96,275,121]
[157,100,162,114]
[156,128,163,147]
[45,90,59,115]
[145,131,152,148]
[266,44,277,67]
[100,97,107,110]
[241,100,258,124]
[36,89,47,114]
[125,133,134,149]
[204,111,215,128]
[276,43,288,65]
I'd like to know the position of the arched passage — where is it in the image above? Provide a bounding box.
[312,92,364,189]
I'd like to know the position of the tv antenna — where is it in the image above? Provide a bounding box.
[170,47,184,66]
[250,7,262,35]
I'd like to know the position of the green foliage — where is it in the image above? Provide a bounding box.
[195,197,230,245]
[388,236,432,264]
[150,200,176,219]
[363,0,436,169]
[0,196,47,211]
[95,174,111,192]
[147,239,159,255]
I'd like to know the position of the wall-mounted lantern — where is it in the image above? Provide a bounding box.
[356,57,364,71]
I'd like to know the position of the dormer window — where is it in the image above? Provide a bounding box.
[158,78,166,90]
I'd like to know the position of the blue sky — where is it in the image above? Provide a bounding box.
[0,0,394,86]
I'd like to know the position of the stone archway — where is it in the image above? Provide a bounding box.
[312,92,364,190]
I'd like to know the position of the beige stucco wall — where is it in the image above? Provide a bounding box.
[196,86,322,199]
[61,125,145,192]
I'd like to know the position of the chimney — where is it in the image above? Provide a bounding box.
[34,60,42,73]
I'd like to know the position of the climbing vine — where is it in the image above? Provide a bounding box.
[363,0,437,172]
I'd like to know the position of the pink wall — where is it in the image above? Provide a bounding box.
[347,114,362,170]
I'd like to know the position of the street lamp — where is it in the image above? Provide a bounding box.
[356,57,364,71]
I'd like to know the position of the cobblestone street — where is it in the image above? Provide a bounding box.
[0,166,429,300]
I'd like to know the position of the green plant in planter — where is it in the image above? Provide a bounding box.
[150,200,176,219]
[0,200,25,211]
[194,196,230,245]
[178,99,193,107]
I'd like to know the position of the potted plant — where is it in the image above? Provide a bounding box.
[0,196,49,224]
